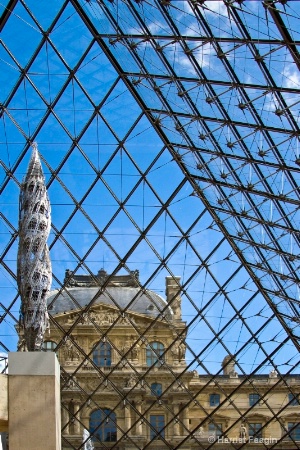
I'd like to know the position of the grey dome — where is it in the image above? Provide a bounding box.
[47,286,173,319]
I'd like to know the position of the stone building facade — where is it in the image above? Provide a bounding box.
[42,270,300,449]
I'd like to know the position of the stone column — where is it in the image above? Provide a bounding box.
[61,403,69,435]
[8,352,61,450]
[135,402,143,435]
[183,407,189,435]
[173,404,180,436]
[165,276,181,320]
[124,405,131,433]
[74,402,81,435]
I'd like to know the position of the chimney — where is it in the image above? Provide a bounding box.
[165,276,181,320]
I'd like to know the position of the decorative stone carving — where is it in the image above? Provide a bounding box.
[87,378,102,391]
[172,341,186,362]
[121,337,140,360]
[269,369,278,378]
[171,382,185,392]
[63,339,80,362]
[222,354,237,375]
[240,424,247,438]
[125,374,138,388]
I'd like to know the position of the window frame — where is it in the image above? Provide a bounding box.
[90,408,117,442]
[151,382,162,396]
[249,393,260,407]
[146,341,164,367]
[289,393,300,406]
[288,422,300,441]
[150,414,165,439]
[93,341,112,367]
[248,422,262,439]
[209,393,220,407]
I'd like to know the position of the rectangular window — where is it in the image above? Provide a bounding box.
[151,383,162,396]
[150,415,165,439]
[289,393,300,406]
[249,423,262,439]
[209,393,220,406]
[288,423,300,440]
[208,423,223,437]
[249,393,260,406]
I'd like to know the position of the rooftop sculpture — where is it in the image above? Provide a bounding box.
[17,143,52,351]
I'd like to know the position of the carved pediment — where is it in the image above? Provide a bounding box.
[56,304,157,328]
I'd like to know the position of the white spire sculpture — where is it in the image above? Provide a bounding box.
[83,429,94,450]
[17,143,52,351]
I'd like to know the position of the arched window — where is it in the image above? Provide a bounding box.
[146,341,164,367]
[93,341,111,367]
[151,382,162,396]
[90,409,117,442]
[42,341,57,352]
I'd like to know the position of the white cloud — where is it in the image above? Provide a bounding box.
[204,1,228,17]
[282,66,300,89]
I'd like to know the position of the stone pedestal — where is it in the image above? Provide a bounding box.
[8,352,61,450]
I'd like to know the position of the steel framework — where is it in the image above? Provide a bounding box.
[0,0,300,448]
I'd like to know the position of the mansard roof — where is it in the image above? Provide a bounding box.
[47,280,173,320]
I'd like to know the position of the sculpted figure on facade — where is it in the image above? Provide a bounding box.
[240,424,247,439]
[126,374,138,388]
[121,337,140,360]
[172,296,181,319]
[64,339,80,362]
[172,340,186,362]
[87,377,103,391]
